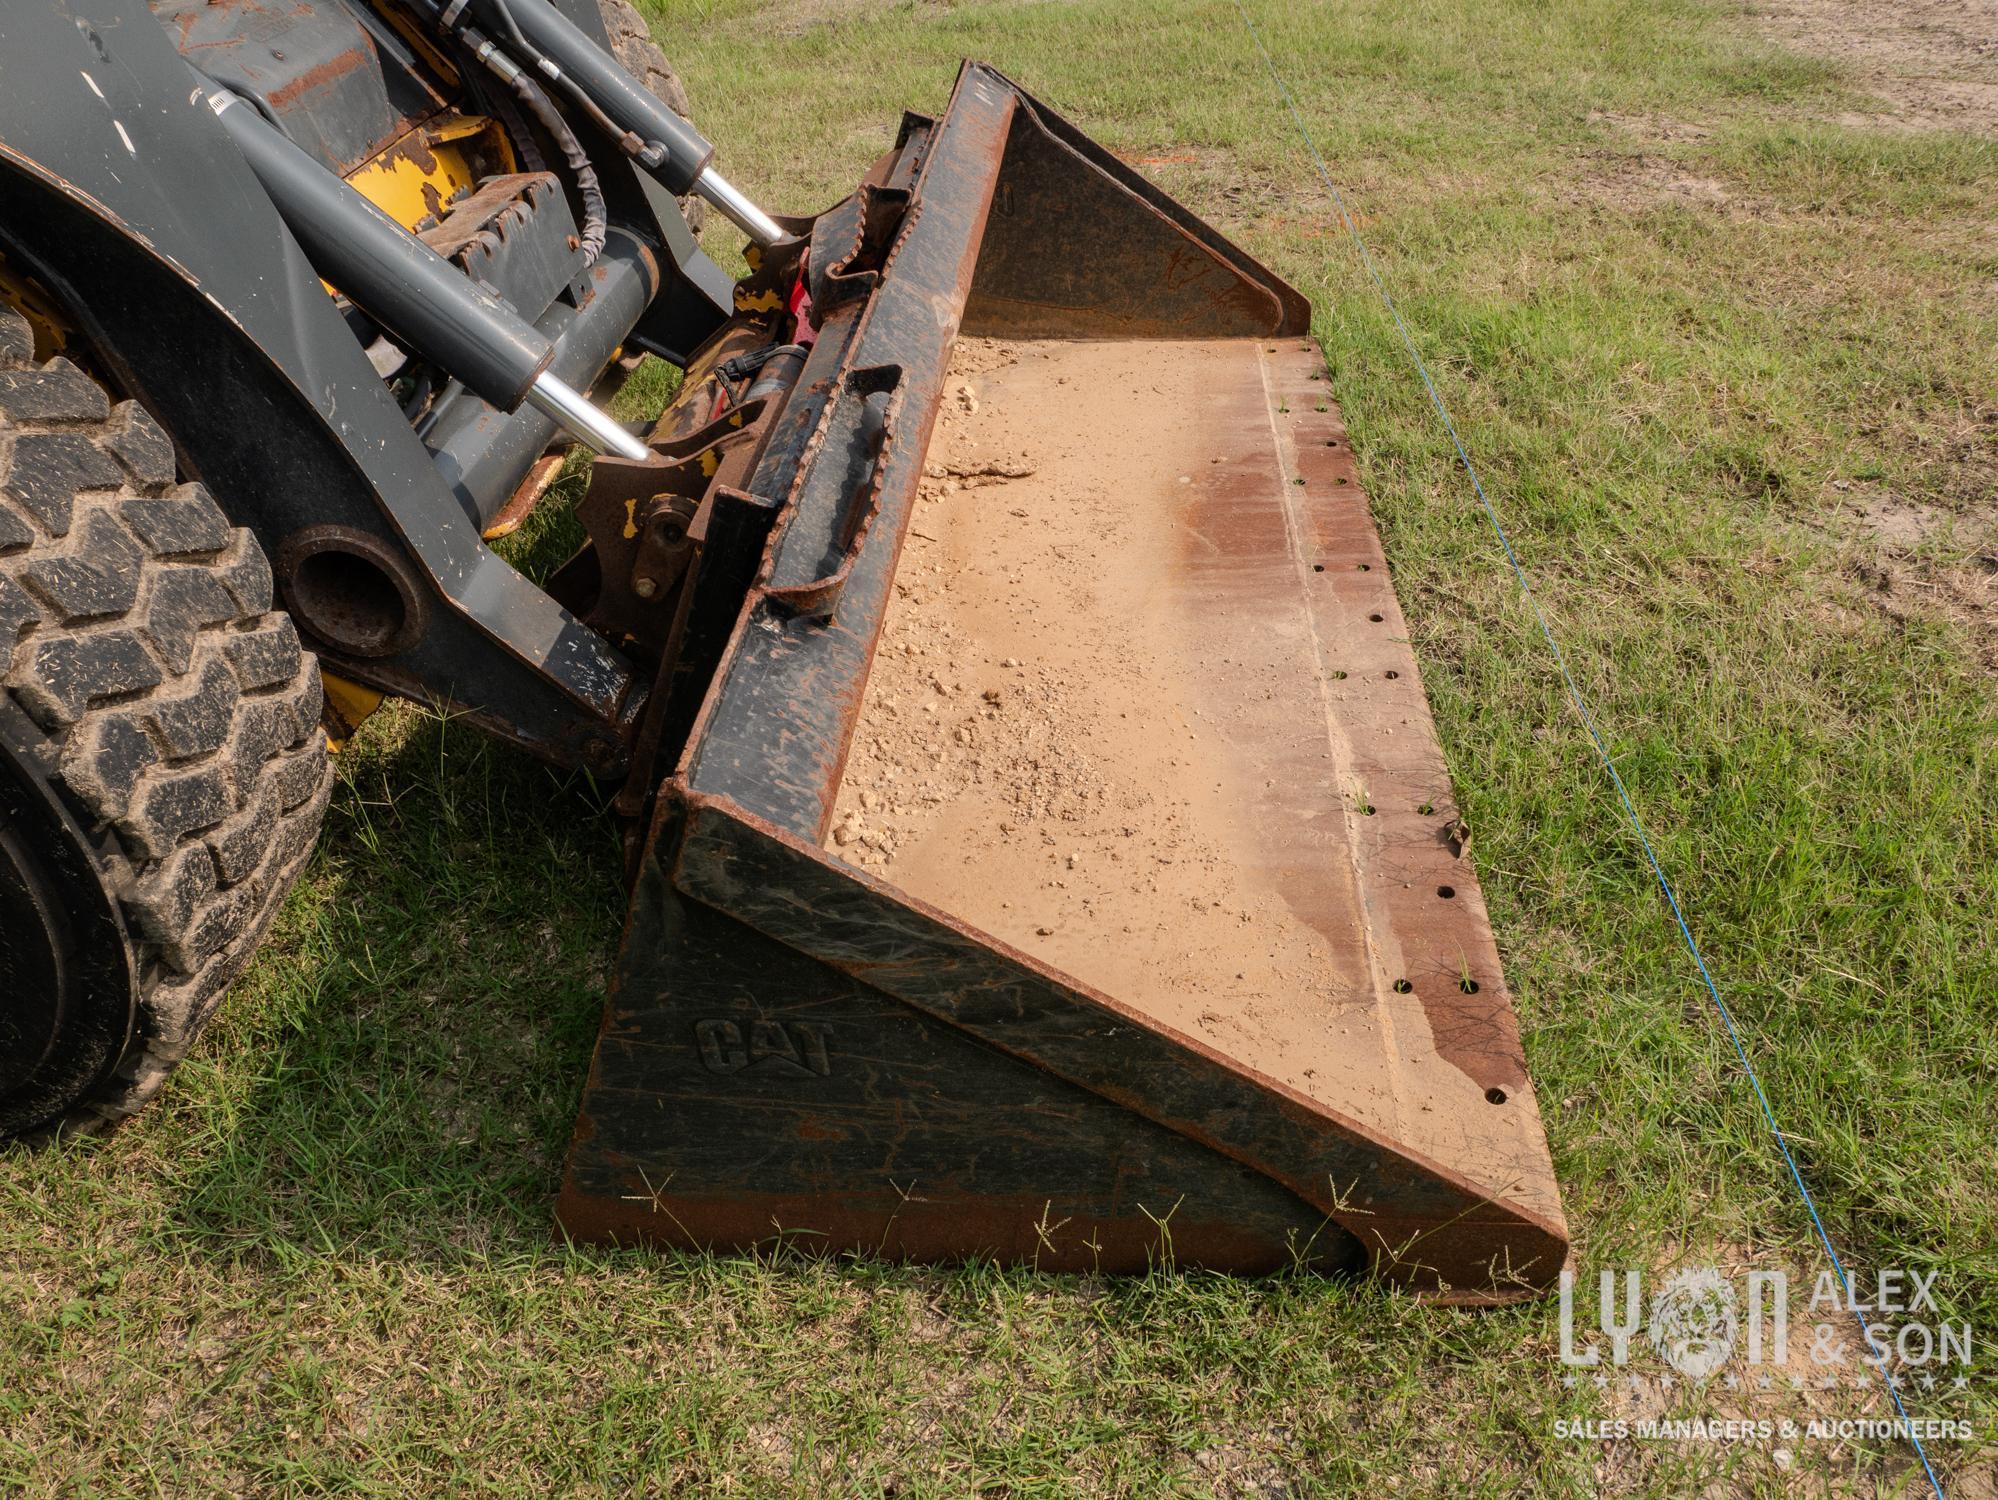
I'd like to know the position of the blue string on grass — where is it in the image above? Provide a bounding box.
[1229,7,1947,1494]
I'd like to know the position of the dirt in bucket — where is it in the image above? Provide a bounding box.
[822,336,1428,1139]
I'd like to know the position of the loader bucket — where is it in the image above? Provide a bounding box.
[557,63,1568,1299]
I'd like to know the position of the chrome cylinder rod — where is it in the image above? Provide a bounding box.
[210,86,647,462]
[462,0,788,247]
[524,372,649,461]
[692,167,785,248]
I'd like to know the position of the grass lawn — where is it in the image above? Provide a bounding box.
[5,0,1996,1493]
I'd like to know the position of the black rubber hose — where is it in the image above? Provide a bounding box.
[485,76,547,173]
[485,58,606,268]
[407,0,603,266]
[478,0,714,192]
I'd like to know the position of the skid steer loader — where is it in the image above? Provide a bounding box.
[0,0,1566,1298]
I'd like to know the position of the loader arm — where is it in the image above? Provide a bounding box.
[0,0,729,767]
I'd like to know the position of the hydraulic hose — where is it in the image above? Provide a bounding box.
[467,37,607,267]
[470,0,784,245]
[404,0,785,246]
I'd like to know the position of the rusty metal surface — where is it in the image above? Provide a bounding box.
[560,824,1367,1276]
[571,402,770,658]
[1257,345,1546,1114]
[682,63,1320,844]
[420,172,581,323]
[823,334,1563,1255]
[962,80,1312,339]
[673,64,1015,839]
[760,364,904,620]
[153,0,450,176]
[276,523,430,658]
[563,372,1567,1277]
[482,451,564,539]
[670,800,1561,1291]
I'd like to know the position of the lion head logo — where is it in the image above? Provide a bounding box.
[1649,1268,1738,1380]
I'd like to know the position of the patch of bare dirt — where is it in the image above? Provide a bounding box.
[1745,0,1998,134]
[1572,114,1776,214]
[1825,481,1998,664]
[1850,487,1949,550]
[1588,110,1717,144]
[1574,153,1744,213]
[1843,548,1998,662]
[1822,405,1998,661]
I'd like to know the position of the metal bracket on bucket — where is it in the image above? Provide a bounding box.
[764,364,904,622]
[809,186,917,315]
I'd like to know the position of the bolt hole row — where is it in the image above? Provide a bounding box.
[1330,796,1448,817]
[1392,975,1483,995]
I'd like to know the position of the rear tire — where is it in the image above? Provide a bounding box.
[596,0,708,235]
[0,305,332,1138]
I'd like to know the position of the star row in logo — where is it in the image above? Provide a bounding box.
[1558,1371,1972,1392]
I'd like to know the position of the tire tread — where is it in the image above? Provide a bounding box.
[0,303,332,1132]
